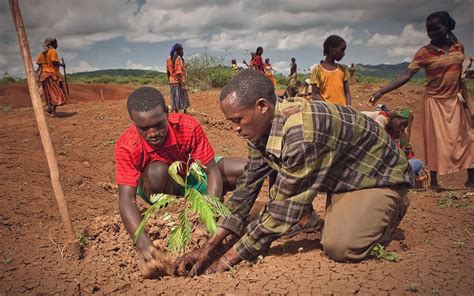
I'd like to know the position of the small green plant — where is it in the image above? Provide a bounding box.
[79,233,90,247]
[133,156,231,255]
[436,192,470,208]
[370,244,398,262]
[407,282,418,292]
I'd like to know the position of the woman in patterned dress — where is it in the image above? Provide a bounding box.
[369,11,473,191]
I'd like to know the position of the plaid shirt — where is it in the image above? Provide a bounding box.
[218,97,414,261]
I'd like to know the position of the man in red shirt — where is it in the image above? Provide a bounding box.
[114,87,246,278]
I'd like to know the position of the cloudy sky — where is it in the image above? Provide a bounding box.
[1,0,473,76]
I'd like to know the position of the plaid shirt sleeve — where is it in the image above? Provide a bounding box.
[231,140,327,260]
[217,144,274,237]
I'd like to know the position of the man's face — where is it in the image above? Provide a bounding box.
[220,92,272,144]
[130,106,169,147]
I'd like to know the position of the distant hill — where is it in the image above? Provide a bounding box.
[355,62,424,79]
[68,69,168,84]
[69,69,166,78]
[356,62,408,77]
[69,64,419,80]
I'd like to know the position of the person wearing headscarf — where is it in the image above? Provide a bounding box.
[35,37,67,117]
[368,11,473,191]
[166,43,190,113]
[362,106,429,188]
[252,47,265,73]
[264,58,275,85]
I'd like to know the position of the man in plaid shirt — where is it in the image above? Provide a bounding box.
[174,70,414,275]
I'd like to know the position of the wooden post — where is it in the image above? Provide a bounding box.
[9,0,76,241]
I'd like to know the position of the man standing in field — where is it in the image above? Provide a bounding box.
[289,57,297,86]
[349,63,357,85]
[114,86,246,278]
[174,70,414,275]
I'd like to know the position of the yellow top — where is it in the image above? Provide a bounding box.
[310,64,349,106]
[36,48,61,77]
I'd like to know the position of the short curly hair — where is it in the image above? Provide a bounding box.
[219,69,276,108]
[323,35,346,56]
[126,86,167,115]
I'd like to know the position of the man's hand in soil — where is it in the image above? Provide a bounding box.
[137,244,171,279]
[203,246,242,275]
[172,227,238,276]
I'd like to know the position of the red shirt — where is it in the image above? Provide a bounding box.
[114,113,215,187]
[252,55,265,73]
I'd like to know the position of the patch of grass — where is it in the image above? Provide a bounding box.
[436,192,470,208]
[1,104,12,112]
[453,240,465,248]
[2,256,13,264]
[407,282,418,292]
[370,244,398,262]
[79,233,90,247]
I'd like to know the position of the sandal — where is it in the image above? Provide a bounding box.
[285,211,323,238]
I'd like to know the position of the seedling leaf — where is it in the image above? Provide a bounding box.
[203,194,231,218]
[188,161,207,185]
[133,194,177,242]
[169,211,191,253]
[187,188,217,235]
[168,161,185,186]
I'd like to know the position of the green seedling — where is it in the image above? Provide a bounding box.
[79,233,90,247]
[370,244,398,262]
[134,156,231,255]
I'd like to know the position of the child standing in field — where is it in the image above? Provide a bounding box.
[310,35,351,106]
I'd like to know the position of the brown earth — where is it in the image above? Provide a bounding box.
[0,83,473,295]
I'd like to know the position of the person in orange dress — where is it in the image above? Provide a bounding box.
[166,43,190,113]
[369,11,473,191]
[264,58,276,85]
[36,37,67,117]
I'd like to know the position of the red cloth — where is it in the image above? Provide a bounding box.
[114,113,215,187]
[252,55,265,73]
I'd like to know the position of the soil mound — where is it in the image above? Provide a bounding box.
[0,83,134,109]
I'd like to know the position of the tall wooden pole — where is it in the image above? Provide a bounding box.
[9,0,76,241]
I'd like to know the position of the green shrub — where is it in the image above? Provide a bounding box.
[186,52,232,91]
[0,72,22,85]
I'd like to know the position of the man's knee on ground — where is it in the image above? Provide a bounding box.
[142,161,170,193]
[322,236,372,262]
